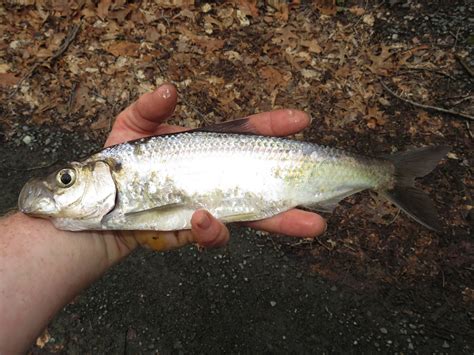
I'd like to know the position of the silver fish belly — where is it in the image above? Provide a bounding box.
[91,132,393,231]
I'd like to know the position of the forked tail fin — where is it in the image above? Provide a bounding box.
[381,146,450,231]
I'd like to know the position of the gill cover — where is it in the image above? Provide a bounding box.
[19,160,117,231]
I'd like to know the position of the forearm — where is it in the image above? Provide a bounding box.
[0,213,113,353]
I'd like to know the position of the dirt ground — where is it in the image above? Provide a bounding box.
[1,0,473,353]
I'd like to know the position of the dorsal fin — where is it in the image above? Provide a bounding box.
[190,118,259,135]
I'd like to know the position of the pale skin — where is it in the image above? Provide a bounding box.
[0,84,326,353]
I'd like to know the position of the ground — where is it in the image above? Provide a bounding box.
[0,0,473,353]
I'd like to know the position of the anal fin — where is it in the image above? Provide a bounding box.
[303,189,364,213]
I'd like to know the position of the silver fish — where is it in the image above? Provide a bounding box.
[18,119,449,232]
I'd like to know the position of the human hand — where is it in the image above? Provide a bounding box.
[0,84,325,352]
[104,84,326,257]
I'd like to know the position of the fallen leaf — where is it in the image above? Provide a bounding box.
[91,115,110,130]
[233,0,259,17]
[349,6,365,16]
[462,287,474,303]
[362,14,375,26]
[314,0,337,16]
[154,0,194,7]
[268,0,289,21]
[194,36,225,52]
[272,26,299,49]
[97,0,111,20]
[105,41,140,57]
[259,66,290,92]
[301,39,322,54]
[0,73,19,87]
[0,63,10,73]
[36,328,51,349]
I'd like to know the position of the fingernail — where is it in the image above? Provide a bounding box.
[161,87,171,99]
[197,211,211,230]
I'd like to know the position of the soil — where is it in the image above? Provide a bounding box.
[0,0,473,353]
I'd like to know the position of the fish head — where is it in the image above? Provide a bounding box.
[18,160,116,230]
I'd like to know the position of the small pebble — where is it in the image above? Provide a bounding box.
[22,135,32,145]
[380,327,388,334]
[442,341,450,349]
[270,301,277,307]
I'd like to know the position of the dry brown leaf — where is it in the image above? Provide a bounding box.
[105,41,140,57]
[272,26,298,49]
[97,0,111,19]
[91,115,110,130]
[154,0,194,8]
[301,39,322,54]
[145,27,161,42]
[362,14,375,26]
[0,63,11,73]
[36,328,51,349]
[366,45,397,76]
[0,72,18,87]
[349,6,365,16]
[196,37,225,52]
[267,0,289,21]
[366,105,387,127]
[232,0,259,17]
[314,0,337,16]
[259,66,290,92]
[462,287,474,303]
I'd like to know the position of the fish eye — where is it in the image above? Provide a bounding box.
[56,168,76,188]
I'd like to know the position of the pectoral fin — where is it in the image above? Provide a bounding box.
[124,203,186,216]
[221,212,262,223]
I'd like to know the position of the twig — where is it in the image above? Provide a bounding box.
[466,121,473,139]
[50,22,81,61]
[456,55,474,78]
[67,81,78,116]
[10,22,81,98]
[379,79,474,121]
[401,66,456,81]
[387,208,401,226]
[452,95,473,106]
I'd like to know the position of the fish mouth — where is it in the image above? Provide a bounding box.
[18,178,58,217]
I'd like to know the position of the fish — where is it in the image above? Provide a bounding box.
[18,118,449,232]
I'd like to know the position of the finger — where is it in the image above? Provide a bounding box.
[247,109,311,136]
[105,84,178,146]
[245,209,326,238]
[191,210,230,248]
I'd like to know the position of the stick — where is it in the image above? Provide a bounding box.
[401,66,456,81]
[10,22,81,98]
[456,55,474,77]
[379,79,474,121]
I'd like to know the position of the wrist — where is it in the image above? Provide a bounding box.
[0,213,121,352]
